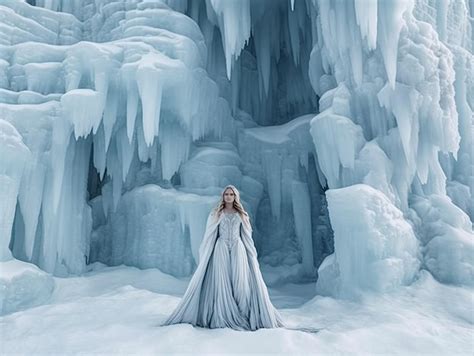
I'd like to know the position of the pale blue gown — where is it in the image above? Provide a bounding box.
[196,211,252,330]
[163,210,285,331]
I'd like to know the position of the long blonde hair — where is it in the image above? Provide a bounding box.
[211,185,252,230]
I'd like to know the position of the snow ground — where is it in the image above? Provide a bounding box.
[1,263,472,355]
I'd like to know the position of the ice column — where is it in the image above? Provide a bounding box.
[0,120,30,261]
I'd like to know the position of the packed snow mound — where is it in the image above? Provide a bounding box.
[318,184,421,298]
[0,259,55,315]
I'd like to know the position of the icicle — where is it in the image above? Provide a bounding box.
[0,119,30,261]
[116,126,134,182]
[102,80,119,152]
[51,115,73,212]
[54,135,92,275]
[209,0,251,79]
[159,121,191,181]
[377,0,414,89]
[354,0,378,50]
[377,82,420,177]
[262,149,282,219]
[253,21,271,97]
[136,117,151,163]
[17,148,46,261]
[136,62,163,147]
[123,71,139,144]
[291,180,314,276]
[60,89,103,140]
[92,123,107,180]
[106,137,123,212]
[287,1,301,66]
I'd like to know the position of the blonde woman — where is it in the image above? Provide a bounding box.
[163,185,285,331]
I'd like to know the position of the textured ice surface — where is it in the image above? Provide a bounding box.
[0,259,55,315]
[317,184,421,298]
[0,0,472,320]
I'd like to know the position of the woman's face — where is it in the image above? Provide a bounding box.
[223,188,235,205]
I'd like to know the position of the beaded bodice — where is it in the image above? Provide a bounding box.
[218,212,242,250]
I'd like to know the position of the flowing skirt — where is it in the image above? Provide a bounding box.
[196,235,252,330]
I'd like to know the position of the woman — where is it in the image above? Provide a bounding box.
[163,184,285,331]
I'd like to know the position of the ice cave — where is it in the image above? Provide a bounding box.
[0,0,473,354]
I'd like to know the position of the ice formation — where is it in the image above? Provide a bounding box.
[317,184,421,298]
[0,0,472,314]
[309,0,473,293]
[0,258,55,315]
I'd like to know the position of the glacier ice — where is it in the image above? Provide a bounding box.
[0,0,472,317]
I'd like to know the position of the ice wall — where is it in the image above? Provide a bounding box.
[1,0,472,298]
[412,0,474,222]
[0,0,234,275]
[308,0,473,292]
[238,113,329,276]
[2,0,324,282]
[0,119,30,261]
[89,184,218,277]
[189,0,473,294]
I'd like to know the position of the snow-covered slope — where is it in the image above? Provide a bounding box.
[1,263,472,354]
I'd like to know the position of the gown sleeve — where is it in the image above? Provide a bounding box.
[163,210,220,326]
[198,210,219,263]
[239,215,286,329]
[240,219,258,259]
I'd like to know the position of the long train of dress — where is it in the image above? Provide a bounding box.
[196,212,252,329]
